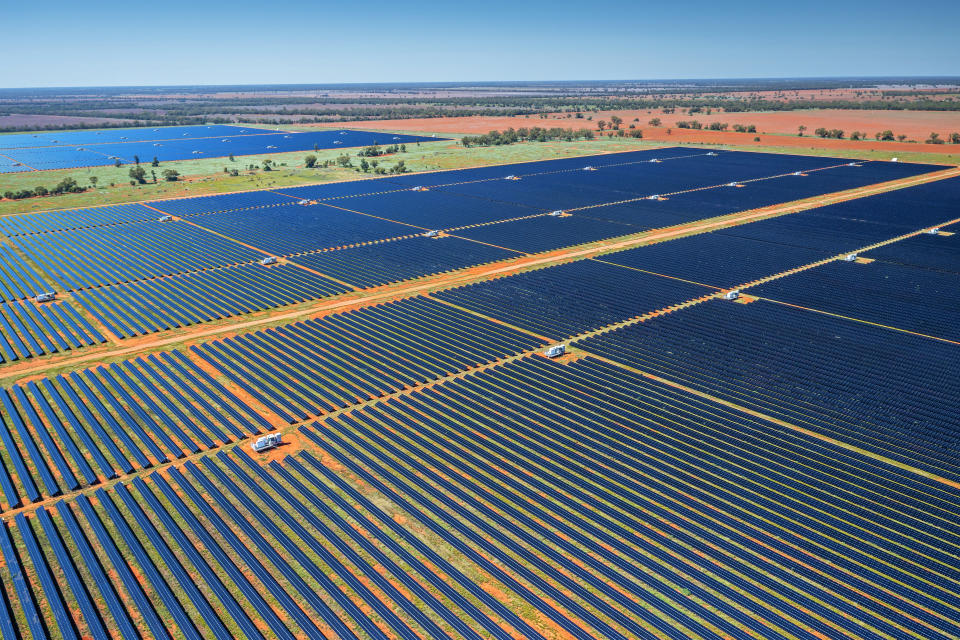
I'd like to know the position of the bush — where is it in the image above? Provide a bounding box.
[304,154,317,168]
[162,169,179,181]
[676,120,702,129]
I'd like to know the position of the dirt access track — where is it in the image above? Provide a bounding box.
[321,109,960,155]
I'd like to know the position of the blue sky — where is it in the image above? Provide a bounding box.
[1,0,958,87]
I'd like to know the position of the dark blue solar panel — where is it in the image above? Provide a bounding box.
[577,298,960,481]
[598,232,833,287]
[188,203,416,256]
[864,225,960,273]
[750,259,960,341]
[434,259,711,339]
[289,236,517,288]
[451,214,643,253]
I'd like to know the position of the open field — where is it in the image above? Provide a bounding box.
[324,112,960,153]
[2,123,960,640]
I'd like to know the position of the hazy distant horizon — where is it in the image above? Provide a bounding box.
[3,76,960,92]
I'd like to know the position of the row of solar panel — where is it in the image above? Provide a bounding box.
[300,355,960,640]
[10,220,262,291]
[0,245,51,302]
[0,351,269,512]
[0,300,103,363]
[73,263,351,338]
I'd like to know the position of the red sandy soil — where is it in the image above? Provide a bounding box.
[320,111,960,156]
[574,108,960,140]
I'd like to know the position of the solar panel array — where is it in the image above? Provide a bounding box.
[0,351,269,511]
[1,148,959,639]
[0,125,442,172]
[1,146,937,366]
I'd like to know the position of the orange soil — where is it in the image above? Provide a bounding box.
[322,110,960,156]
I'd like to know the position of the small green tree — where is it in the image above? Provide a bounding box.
[133,155,140,165]
[304,155,317,168]
[648,118,662,127]
[949,132,960,144]
[129,166,147,184]
[897,134,908,142]
[89,176,98,187]
[926,132,944,144]
[152,156,159,167]
[114,159,122,167]
[228,154,234,162]
[262,159,274,171]
[798,125,807,136]
[359,158,370,172]
[162,169,179,181]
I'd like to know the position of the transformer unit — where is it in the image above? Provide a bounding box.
[34,292,56,303]
[423,230,440,238]
[158,215,174,222]
[411,186,429,192]
[298,199,310,205]
[649,158,661,163]
[260,256,279,265]
[706,152,718,156]
[792,171,802,176]
[847,162,858,166]
[727,182,741,187]
[722,290,740,301]
[583,165,597,171]
[843,253,858,262]
[548,210,564,217]
[505,174,520,180]
[647,195,660,200]
[251,433,283,452]
[544,344,566,358]
[926,227,941,235]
